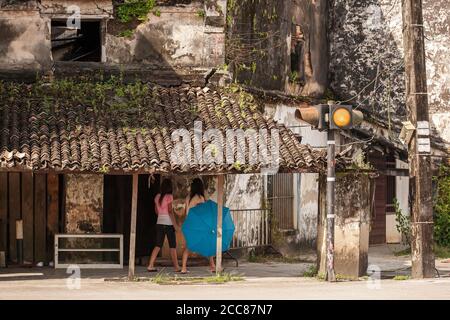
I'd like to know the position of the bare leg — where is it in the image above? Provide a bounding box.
[209,257,216,272]
[147,246,160,270]
[181,249,190,273]
[170,248,181,271]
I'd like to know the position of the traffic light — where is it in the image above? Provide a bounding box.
[294,104,329,130]
[295,104,363,130]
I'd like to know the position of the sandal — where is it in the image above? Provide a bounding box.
[147,268,158,272]
[180,270,190,274]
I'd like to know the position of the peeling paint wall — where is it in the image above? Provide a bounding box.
[330,0,450,143]
[0,0,226,73]
[165,174,262,253]
[0,9,52,69]
[106,2,226,68]
[65,174,104,233]
[318,173,372,278]
[265,103,326,246]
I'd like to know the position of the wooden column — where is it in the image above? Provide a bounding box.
[0,173,7,266]
[21,173,34,264]
[215,175,224,274]
[47,174,59,264]
[8,173,20,263]
[128,174,139,280]
[402,0,435,278]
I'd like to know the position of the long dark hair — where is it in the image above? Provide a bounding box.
[189,178,205,201]
[159,179,173,205]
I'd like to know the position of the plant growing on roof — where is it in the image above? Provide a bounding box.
[116,0,156,23]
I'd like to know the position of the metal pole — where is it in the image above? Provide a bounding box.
[216,175,224,274]
[326,130,336,282]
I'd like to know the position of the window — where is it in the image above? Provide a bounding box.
[51,20,102,62]
[290,24,304,84]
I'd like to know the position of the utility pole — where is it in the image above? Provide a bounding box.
[326,129,337,282]
[402,0,435,278]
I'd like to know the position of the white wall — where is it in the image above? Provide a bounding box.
[267,103,326,243]
[386,159,409,243]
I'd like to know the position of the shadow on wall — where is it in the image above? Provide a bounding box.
[329,0,406,120]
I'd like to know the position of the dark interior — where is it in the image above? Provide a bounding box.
[51,20,101,62]
[103,174,160,263]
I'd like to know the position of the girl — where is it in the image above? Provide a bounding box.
[181,178,216,274]
[147,179,181,272]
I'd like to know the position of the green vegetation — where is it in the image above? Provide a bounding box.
[434,244,450,259]
[149,272,244,285]
[152,8,161,17]
[302,265,318,277]
[393,198,412,245]
[116,0,156,23]
[118,29,134,38]
[392,165,450,258]
[393,275,411,281]
[434,165,450,247]
[197,9,206,18]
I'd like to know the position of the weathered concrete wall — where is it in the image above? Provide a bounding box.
[0,9,52,70]
[106,2,226,68]
[329,0,450,143]
[386,159,409,243]
[227,0,291,90]
[65,174,104,233]
[0,0,226,74]
[164,174,261,256]
[266,103,326,247]
[318,173,372,278]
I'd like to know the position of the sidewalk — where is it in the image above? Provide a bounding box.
[1,244,449,299]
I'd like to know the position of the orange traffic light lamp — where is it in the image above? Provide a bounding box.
[295,104,363,130]
[330,105,352,129]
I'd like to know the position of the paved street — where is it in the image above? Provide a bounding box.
[1,246,449,300]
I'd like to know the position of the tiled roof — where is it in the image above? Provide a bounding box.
[0,83,327,174]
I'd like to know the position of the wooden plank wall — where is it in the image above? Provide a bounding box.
[34,173,47,264]
[8,173,20,262]
[46,174,59,263]
[22,173,34,263]
[0,173,7,255]
[0,172,61,265]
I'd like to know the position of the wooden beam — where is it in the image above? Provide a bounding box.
[215,175,224,274]
[34,174,47,264]
[8,173,21,263]
[21,173,34,264]
[47,174,59,263]
[0,173,7,259]
[128,174,139,280]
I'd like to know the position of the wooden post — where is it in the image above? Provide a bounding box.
[215,175,224,274]
[402,0,435,278]
[128,174,139,280]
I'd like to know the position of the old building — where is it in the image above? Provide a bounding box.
[0,0,448,277]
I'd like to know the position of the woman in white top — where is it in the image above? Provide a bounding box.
[180,178,216,274]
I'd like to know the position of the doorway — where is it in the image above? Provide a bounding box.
[103,174,161,263]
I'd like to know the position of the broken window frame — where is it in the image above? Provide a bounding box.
[48,15,107,63]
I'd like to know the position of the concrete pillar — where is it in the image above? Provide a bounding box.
[317,173,373,279]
